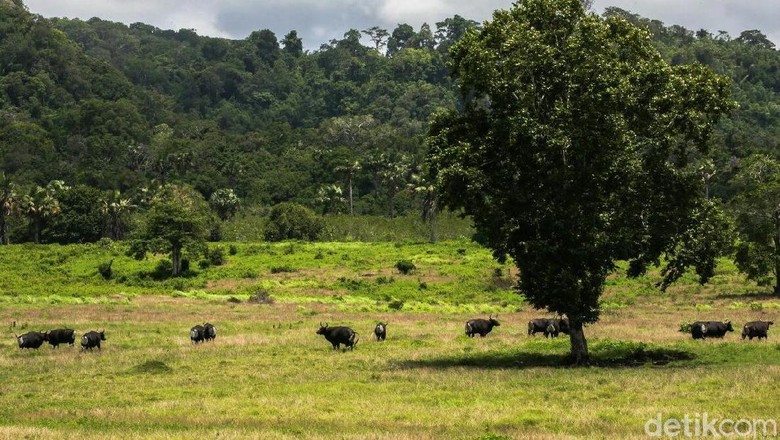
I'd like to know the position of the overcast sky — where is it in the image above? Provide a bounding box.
[23,0,780,50]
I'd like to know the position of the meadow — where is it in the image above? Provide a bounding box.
[1,239,779,439]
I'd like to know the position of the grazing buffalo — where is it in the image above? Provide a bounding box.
[190,325,205,344]
[81,330,106,351]
[465,314,500,338]
[691,321,733,340]
[374,322,387,341]
[316,323,359,350]
[47,328,75,348]
[528,318,570,338]
[15,331,47,350]
[742,321,774,341]
[204,323,217,342]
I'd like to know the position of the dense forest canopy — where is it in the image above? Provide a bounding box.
[0,0,779,245]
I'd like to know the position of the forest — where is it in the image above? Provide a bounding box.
[0,0,779,246]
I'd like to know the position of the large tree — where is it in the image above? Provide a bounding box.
[427,0,733,364]
[731,154,780,294]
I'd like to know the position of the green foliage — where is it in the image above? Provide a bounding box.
[128,184,210,276]
[730,154,780,294]
[97,259,113,280]
[209,188,240,221]
[387,298,405,310]
[208,246,226,266]
[264,202,324,242]
[46,184,105,244]
[428,0,733,363]
[394,260,417,275]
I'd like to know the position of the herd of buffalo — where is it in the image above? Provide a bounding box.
[11,315,774,352]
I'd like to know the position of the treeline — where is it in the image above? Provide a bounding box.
[0,0,779,244]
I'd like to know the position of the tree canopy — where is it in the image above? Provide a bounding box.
[427,0,733,364]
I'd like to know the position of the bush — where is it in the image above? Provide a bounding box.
[198,259,210,269]
[388,299,405,310]
[270,266,297,274]
[208,246,226,266]
[750,302,764,311]
[97,260,113,280]
[247,288,274,304]
[264,202,324,242]
[152,259,173,279]
[395,260,416,275]
[228,244,238,255]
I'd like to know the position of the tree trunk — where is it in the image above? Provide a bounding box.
[568,319,589,366]
[33,217,40,244]
[172,246,182,277]
[0,213,6,245]
[775,233,780,295]
[429,204,437,243]
[348,174,354,216]
[388,191,395,218]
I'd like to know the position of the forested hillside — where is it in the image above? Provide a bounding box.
[1,0,779,244]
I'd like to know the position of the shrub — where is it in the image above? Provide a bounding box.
[97,260,113,280]
[395,260,416,275]
[264,202,324,242]
[388,299,405,310]
[270,266,297,274]
[198,260,210,269]
[247,288,274,304]
[208,246,226,266]
[750,302,764,311]
[152,259,173,280]
[228,244,238,255]
[678,322,692,333]
[314,250,324,259]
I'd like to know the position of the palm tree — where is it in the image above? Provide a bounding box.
[335,160,361,215]
[19,181,66,244]
[0,172,18,245]
[101,190,135,240]
[409,173,438,243]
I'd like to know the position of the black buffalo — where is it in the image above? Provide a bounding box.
[81,330,106,351]
[204,323,217,342]
[465,314,500,338]
[742,321,774,341]
[374,322,387,341]
[528,318,570,338]
[15,331,47,350]
[691,321,733,340]
[316,322,359,350]
[47,328,75,348]
[190,325,205,344]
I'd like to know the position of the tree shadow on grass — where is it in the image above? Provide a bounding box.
[396,343,696,370]
[713,290,777,301]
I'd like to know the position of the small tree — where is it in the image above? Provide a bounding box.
[264,202,324,242]
[209,188,241,221]
[128,184,209,277]
[731,155,780,294]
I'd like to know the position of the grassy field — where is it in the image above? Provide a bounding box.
[1,240,779,439]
